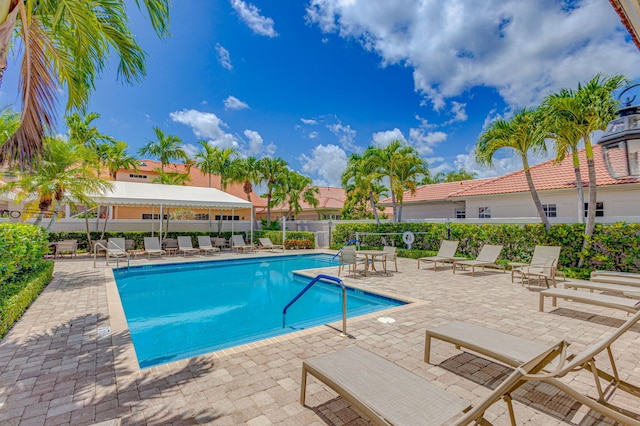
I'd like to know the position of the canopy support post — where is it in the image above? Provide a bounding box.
[250,206,254,247]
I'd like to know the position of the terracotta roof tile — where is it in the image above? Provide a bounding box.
[383,144,640,204]
[453,144,640,198]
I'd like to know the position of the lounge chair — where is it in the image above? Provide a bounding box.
[417,240,460,270]
[539,288,640,313]
[563,279,640,298]
[301,342,568,426]
[177,236,199,256]
[425,311,640,425]
[143,237,165,259]
[590,271,640,287]
[55,239,78,258]
[197,236,220,256]
[511,245,561,288]
[452,244,504,276]
[212,237,228,250]
[231,235,255,253]
[338,246,365,278]
[258,237,284,252]
[107,238,129,265]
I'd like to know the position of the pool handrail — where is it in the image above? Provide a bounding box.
[282,274,348,337]
[93,241,130,270]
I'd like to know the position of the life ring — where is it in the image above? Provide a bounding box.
[402,231,415,245]
[9,210,21,218]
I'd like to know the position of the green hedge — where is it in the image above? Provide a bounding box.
[332,222,640,274]
[0,223,48,287]
[0,261,54,338]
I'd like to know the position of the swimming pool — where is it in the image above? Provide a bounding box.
[113,254,406,368]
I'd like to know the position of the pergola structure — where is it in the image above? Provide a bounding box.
[92,181,253,241]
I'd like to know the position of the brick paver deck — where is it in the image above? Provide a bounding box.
[0,250,638,425]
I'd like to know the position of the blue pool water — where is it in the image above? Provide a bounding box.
[113,254,405,368]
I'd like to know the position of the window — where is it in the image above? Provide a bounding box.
[478,207,491,218]
[543,204,557,218]
[584,202,604,217]
[194,214,209,220]
[455,208,466,219]
[214,215,240,221]
[142,214,167,220]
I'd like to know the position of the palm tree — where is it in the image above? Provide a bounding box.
[258,157,288,226]
[96,140,138,180]
[369,140,427,223]
[550,74,626,240]
[3,137,110,230]
[272,170,319,219]
[542,89,588,223]
[475,107,552,231]
[341,149,387,225]
[0,0,170,168]
[227,156,261,229]
[430,169,477,183]
[193,142,237,190]
[138,127,188,172]
[392,153,428,222]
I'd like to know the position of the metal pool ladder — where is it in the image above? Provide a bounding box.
[282,274,348,337]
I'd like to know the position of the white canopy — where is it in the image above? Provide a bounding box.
[92,181,252,209]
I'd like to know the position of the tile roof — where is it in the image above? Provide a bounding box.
[384,144,640,204]
[379,178,492,205]
[453,144,640,198]
[271,186,346,212]
[122,160,267,207]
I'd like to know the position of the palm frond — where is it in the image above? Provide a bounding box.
[0,7,57,169]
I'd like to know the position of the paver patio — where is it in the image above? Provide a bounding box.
[0,250,638,425]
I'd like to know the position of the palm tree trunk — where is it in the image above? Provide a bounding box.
[584,141,597,239]
[99,206,109,240]
[390,190,397,223]
[523,164,551,232]
[571,149,584,224]
[46,203,62,231]
[369,191,380,226]
[398,203,403,222]
[33,211,45,226]
[85,214,92,251]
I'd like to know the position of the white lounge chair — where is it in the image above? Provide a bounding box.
[511,245,561,288]
[417,240,460,270]
[143,237,165,259]
[425,311,640,425]
[231,235,255,253]
[301,342,568,426]
[258,237,284,252]
[177,236,199,256]
[197,236,220,256]
[452,244,504,276]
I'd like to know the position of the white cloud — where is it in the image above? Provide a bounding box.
[215,44,233,70]
[301,118,318,125]
[409,128,447,156]
[244,129,276,157]
[169,109,239,149]
[308,131,319,139]
[230,0,278,37]
[306,0,640,112]
[224,95,250,110]
[182,143,200,160]
[327,121,357,151]
[371,128,405,148]
[300,144,348,186]
[446,101,468,124]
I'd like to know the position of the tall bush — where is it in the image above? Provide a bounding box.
[0,223,48,286]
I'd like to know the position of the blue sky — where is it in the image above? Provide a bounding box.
[2,0,640,187]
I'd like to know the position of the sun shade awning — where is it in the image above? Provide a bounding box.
[92,181,252,209]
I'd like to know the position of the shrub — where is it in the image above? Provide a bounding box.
[284,239,313,249]
[333,222,640,274]
[0,223,48,287]
[0,261,54,338]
